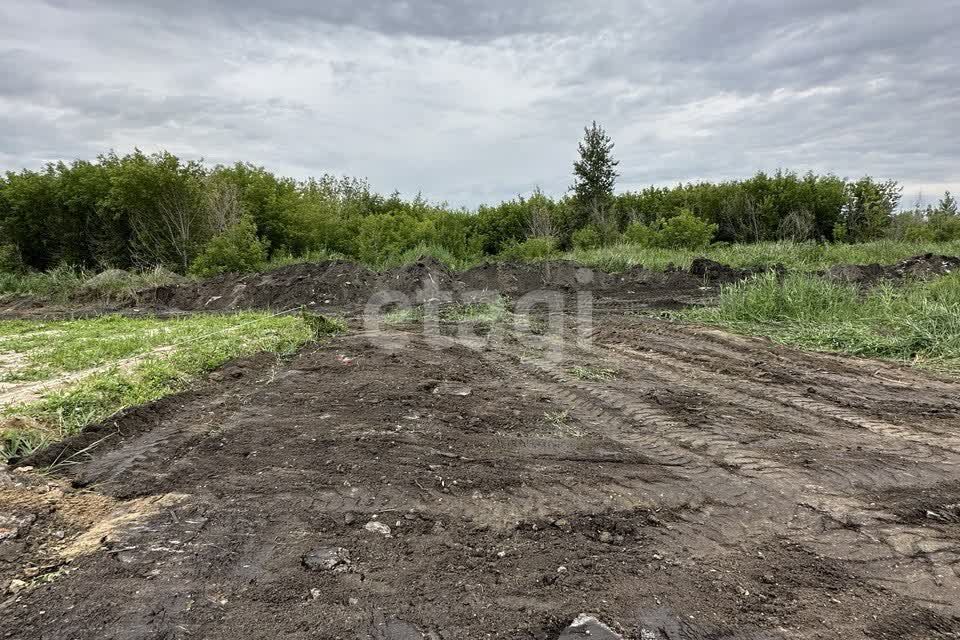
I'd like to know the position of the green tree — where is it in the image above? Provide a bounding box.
[936,191,958,217]
[571,121,619,228]
[842,177,901,242]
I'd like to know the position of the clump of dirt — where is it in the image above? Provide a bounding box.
[825,253,960,286]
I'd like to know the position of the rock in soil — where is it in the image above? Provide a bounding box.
[364,520,392,537]
[557,614,623,639]
[301,546,349,571]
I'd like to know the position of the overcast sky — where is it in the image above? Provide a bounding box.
[1,0,957,207]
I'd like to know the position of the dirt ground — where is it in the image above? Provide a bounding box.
[2,306,959,639]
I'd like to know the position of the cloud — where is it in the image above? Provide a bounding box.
[1,0,957,206]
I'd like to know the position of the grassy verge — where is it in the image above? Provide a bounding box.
[569,239,960,273]
[680,271,960,373]
[0,266,184,303]
[0,312,314,462]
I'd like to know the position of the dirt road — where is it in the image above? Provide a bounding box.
[2,315,959,639]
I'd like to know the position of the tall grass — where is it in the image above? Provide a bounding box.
[0,266,184,302]
[682,271,960,371]
[570,239,960,273]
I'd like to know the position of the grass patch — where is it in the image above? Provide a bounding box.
[382,307,424,326]
[569,239,960,273]
[0,266,184,303]
[300,311,347,339]
[0,312,313,461]
[441,296,510,324]
[680,271,960,372]
[570,365,618,381]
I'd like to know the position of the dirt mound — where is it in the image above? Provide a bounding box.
[133,257,763,314]
[825,253,960,286]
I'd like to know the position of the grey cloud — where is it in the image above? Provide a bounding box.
[1,0,957,206]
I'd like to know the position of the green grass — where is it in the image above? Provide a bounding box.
[0,266,184,303]
[441,296,509,324]
[570,365,618,381]
[0,312,313,461]
[382,307,424,326]
[680,271,960,372]
[569,239,960,273]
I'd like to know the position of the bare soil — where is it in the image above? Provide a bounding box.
[2,312,959,639]
[133,257,757,315]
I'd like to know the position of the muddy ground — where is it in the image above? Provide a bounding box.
[2,306,959,639]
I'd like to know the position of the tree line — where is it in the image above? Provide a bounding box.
[1,124,957,275]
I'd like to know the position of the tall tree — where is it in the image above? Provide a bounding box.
[571,121,619,227]
[936,190,958,217]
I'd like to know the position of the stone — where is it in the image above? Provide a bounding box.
[302,547,349,571]
[431,384,472,397]
[557,614,623,640]
[364,521,392,537]
[7,579,28,594]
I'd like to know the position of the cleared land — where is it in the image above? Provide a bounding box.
[0,256,959,639]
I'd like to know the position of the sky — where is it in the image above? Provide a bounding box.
[1,0,957,208]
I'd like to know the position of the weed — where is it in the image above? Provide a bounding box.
[441,296,509,324]
[568,239,960,273]
[681,271,960,372]
[382,307,424,326]
[300,311,347,339]
[543,409,570,429]
[570,365,618,381]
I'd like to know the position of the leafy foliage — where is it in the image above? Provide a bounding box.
[623,208,717,249]
[189,216,268,277]
[0,134,954,279]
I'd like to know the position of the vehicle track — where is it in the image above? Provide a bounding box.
[4,318,960,639]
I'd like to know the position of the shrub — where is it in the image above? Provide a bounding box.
[190,216,268,277]
[0,244,24,273]
[571,226,603,250]
[623,221,659,247]
[498,237,559,261]
[657,208,717,249]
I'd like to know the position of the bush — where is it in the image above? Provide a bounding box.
[190,216,268,277]
[623,221,659,247]
[657,208,717,249]
[498,237,559,261]
[622,209,717,250]
[571,226,603,250]
[0,244,23,273]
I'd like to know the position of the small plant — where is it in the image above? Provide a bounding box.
[542,409,584,437]
[570,365,618,381]
[543,409,570,429]
[441,296,509,324]
[382,307,423,325]
[300,311,347,339]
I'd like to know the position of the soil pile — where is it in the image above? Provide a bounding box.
[133,257,764,313]
[825,253,960,285]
